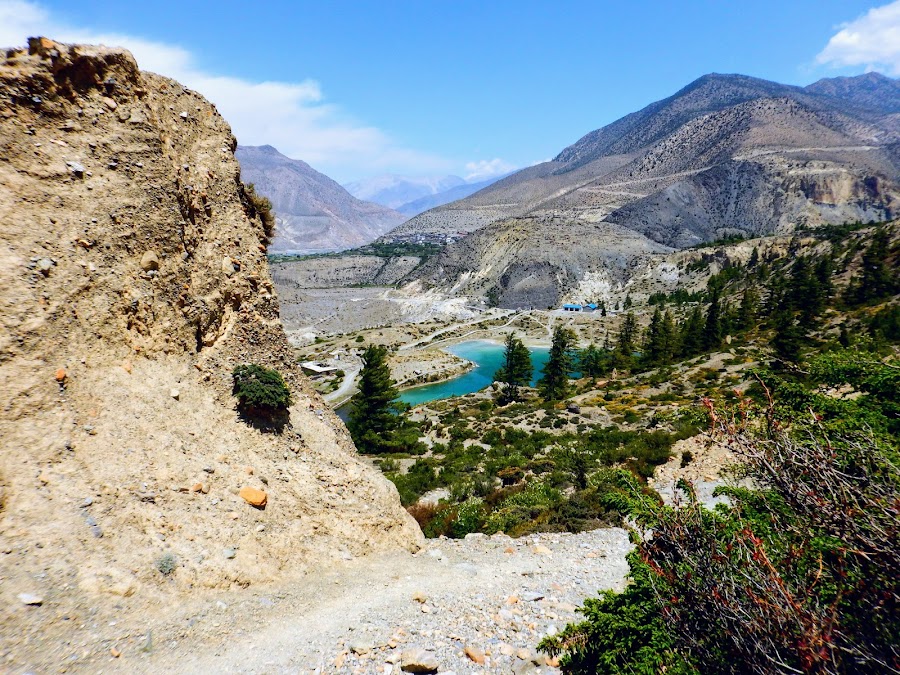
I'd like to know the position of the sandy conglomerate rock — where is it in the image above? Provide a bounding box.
[0,36,421,668]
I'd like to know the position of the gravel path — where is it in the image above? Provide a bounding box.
[134,528,631,674]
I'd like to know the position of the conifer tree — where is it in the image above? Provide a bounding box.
[579,342,607,381]
[662,310,677,360]
[748,246,760,268]
[612,312,638,370]
[617,313,638,355]
[494,333,533,404]
[737,287,759,331]
[642,307,673,367]
[538,327,576,401]
[679,306,704,357]
[851,229,894,304]
[348,344,403,454]
[772,309,803,362]
[703,287,722,350]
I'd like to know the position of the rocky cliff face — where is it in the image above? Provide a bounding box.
[0,38,421,663]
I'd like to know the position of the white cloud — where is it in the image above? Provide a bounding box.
[464,158,517,182]
[816,1,900,75]
[0,1,454,181]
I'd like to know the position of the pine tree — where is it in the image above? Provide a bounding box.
[703,287,722,351]
[853,229,894,304]
[348,344,403,454]
[642,307,673,368]
[580,342,608,381]
[662,310,678,361]
[748,246,760,268]
[772,309,803,363]
[790,256,824,329]
[679,306,704,357]
[538,327,576,401]
[617,313,638,355]
[737,287,759,331]
[494,333,533,404]
[613,313,638,370]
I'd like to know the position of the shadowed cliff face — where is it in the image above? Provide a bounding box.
[0,38,422,657]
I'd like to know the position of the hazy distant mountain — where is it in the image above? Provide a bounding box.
[395,174,514,217]
[391,72,900,307]
[344,174,466,210]
[236,145,406,253]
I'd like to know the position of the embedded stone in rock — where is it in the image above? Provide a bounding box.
[55,368,67,383]
[221,256,236,276]
[140,250,160,271]
[464,646,485,664]
[170,388,180,400]
[521,591,544,602]
[400,649,439,673]
[239,486,267,507]
[18,593,43,606]
[65,161,85,176]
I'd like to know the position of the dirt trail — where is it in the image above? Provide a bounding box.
[117,528,630,674]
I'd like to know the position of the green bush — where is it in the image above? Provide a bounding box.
[244,182,276,243]
[232,364,291,416]
[155,552,178,576]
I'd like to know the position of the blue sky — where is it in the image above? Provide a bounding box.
[2,0,899,182]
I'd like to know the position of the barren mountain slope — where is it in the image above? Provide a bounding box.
[0,38,421,670]
[387,73,900,245]
[236,145,406,252]
[412,217,671,309]
[804,72,900,114]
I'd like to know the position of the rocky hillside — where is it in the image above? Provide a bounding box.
[377,72,900,307]
[386,72,900,249]
[0,38,421,669]
[413,217,672,309]
[236,145,406,252]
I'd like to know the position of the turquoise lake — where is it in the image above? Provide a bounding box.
[398,340,551,407]
[336,340,550,419]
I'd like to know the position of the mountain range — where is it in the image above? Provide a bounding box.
[236,145,407,253]
[344,173,512,217]
[388,72,900,307]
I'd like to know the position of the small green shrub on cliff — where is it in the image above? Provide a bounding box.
[244,182,276,243]
[155,552,178,576]
[232,364,291,417]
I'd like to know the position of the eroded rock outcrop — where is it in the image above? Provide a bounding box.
[0,37,422,645]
